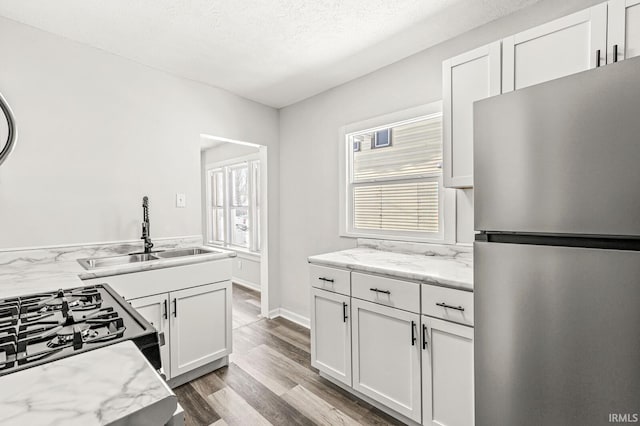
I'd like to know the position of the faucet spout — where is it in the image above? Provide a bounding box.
[141,196,154,253]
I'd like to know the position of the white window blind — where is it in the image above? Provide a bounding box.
[348,114,443,235]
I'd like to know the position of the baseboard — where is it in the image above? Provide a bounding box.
[268,308,310,329]
[232,278,261,292]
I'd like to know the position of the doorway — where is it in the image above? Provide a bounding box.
[199,134,269,326]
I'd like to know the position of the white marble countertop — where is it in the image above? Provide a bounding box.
[0,236,231,425]
[0,341,177,426]
[308,240,473,291]
[0,237,236,299]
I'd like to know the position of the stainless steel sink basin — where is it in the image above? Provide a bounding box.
[77,247,222,270]
[154,247,218,259]
[77,253,159,270]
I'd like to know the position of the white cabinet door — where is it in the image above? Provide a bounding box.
[129,293,172,379]
[422,316,474,426]
[352,298,421,422]
[443,41,501,188]
[608,0,640,62]
[169,281,232,377]
[310,288,351,386]
[502,3,607,92]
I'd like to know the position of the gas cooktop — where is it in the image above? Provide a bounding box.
[0,284,161,376]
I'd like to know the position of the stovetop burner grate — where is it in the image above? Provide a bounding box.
[0,284,161,375]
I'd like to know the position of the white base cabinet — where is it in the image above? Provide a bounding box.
[309,264,474,425]
[422,316,474,426]
[84,259,232,382]
[310,287,352,386]
[129,293,171,378]
[351,298,422,423]
[170,281,232,378]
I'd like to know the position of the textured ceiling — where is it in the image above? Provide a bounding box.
[0,0,537,107]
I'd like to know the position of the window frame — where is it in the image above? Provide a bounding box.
[338,102,456,244]
[205,153,261,253]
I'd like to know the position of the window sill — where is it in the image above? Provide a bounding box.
[339,230,453,245]
[207,243,261,260]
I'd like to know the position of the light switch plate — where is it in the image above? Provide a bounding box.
[176,193,186,208]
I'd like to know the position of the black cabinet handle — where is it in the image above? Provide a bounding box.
[318,277,334,283]
[411,321,417,346]
[173,299,177,318]
[370,288,391,295]
[613,44,619,63]
[436,302,465,312]
[163,299,168,320]
[422,324,428,350]
[342,302,348,322]
[596,49,601,67]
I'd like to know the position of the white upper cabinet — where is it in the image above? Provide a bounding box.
[608,0,640,62]
[442,41,501,188]
[502,4,607,92]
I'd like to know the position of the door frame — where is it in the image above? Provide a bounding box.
[200,134,270,318]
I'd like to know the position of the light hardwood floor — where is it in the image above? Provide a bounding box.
[174,284,404,426]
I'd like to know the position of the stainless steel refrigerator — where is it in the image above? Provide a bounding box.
[474,56,640,426]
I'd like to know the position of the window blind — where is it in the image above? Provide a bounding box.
[353,181,439,232]
[350,114,442,234]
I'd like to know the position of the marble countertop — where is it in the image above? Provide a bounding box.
[0,236,232,425]
[0,237,236,299]
[0,341,177,426]
[308,240,473,291]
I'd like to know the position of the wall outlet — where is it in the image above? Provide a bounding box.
[176,193,186,208]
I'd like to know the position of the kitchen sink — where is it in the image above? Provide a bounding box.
[77,253,159,270]
[77,247,222,270]
[154,247,219,259]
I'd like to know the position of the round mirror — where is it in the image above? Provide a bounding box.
[0,92,17,167]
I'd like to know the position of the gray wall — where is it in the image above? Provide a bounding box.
[278,0,602,319]
[0,15,281,309]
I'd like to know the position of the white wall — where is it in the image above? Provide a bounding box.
[278,0,602,319]
[0,16,282,309]
[232,252,261,291]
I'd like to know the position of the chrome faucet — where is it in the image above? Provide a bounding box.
[141,196,154,253]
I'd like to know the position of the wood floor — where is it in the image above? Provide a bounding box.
[174,284,404,426]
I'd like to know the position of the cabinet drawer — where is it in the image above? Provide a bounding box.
[352,272,420,313]
[422,284,474,326]
[309,264,351,296]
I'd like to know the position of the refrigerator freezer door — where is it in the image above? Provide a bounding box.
[475,241,640,426]
[474,56,640,236]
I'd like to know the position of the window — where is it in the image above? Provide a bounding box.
[340,103,455,243]
[206,156,261,252]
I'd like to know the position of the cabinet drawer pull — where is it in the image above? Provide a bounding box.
[369,288,391,295]
[173,299,178,318]
[596,49,601,67]
[163,299,168,320]
[411,321,417,346]
[436,302,465,312]
[422,324,428,350]
[342,302,348,323]
[318,277,334,283]
[613,44,619,63]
